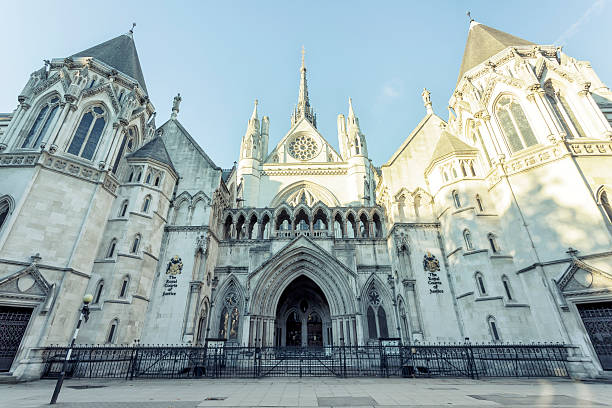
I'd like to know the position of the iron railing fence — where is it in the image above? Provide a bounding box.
[41,343,569,380]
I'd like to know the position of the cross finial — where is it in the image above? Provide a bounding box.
[566,247,579,258]
[130,22,136,34]
[301,46,305,68]
[467,11,473,23]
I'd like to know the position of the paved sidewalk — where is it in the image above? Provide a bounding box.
[1,377,611,408]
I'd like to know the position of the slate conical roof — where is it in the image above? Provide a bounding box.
[430,131,477,162]
[126,136,176,172]
[457,21,534,84]
[71,33,147,93]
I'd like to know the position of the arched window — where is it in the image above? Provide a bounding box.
[142,195,151,213]
[452,167,458,178]
[93,280,104,304]
[475,272,486,295]
[469,161,476,177]
[443,170,449,182]
[488,233,499,253]
[196,302,209,344]
[131,234,141,254]
[495,95,537,153]
[599,189,612,223]
[463,229,473,250]
[354,137,360,154]
[334,213,343,238]
[373,213,383,237]
[502,276,513,301]
[119,276,130,298]
[546,91,586,139]
[475,195,485,212]
[460,161,467,177]
[359,213,369,238]
[106,238,117,258]
[136,171,142,182]
[218,288,240,340]
[0,197,12,231]
[67,106,107,160]
[224,215,233,239]
[367,306,377,339]
[347,213,356,238]
[366,285,388,340]
[106,319,119,344]
[119,200,129,217]
[261,214,271,239]
[21,96,60,148]
[145,172,152,184]
[377,307,389,338]
[112,127,136,174]
[452,190,461,208]
[127,170,134,183]
[488,316,501,341]
[154,176,161,187]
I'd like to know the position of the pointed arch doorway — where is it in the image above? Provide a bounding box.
[275,275,331,347]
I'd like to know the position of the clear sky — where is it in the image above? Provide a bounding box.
[3,1,611,168]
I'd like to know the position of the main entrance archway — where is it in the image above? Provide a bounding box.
[275,276,331,347]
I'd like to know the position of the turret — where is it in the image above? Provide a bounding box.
[346,98,367,157]
[237,100,264,207]
[337,113,348,160]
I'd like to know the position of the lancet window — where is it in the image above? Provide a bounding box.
[546,90,586,138]
[495,95,537,153]
[67,105,107,160]
[22,96,60,149]
[218,285,240,341]
[365,284,389,340]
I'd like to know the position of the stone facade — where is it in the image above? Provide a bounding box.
[1,21,612,381]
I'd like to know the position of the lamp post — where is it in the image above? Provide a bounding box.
[50,294,92,405]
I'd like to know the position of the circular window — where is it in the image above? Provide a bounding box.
[287,133,319,161]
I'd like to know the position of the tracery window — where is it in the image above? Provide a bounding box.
[22,96,60,149]
[334,213,343,238]
[475,195,484,212]
[67,106,107,160]
[287,133,318,161]
[495,95,537,153]
[366,285,389,339]
[218,287,240,340]
[546,92,586,139]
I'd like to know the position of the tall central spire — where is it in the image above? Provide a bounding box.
[291,46,317,128]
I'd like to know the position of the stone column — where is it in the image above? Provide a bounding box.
[402,279,423,341]
[183,281,202,340]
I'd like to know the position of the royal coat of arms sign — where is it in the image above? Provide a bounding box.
[166,256,183,275]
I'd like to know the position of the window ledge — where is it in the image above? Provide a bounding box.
[105,299,130,305]
[504,302,529,308]
[117,252,143,260]
[130,211,153,220]
[475,295,503,302]
[452,206,474,215]
[93,258,116,264]
[447,247,463,258]
[490,254,513,260]
[456,291,474,300]
[463,249,488,256]
[476,212,498,217]
[108,217,129,222]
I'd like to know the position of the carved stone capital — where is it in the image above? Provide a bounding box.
[402,279,416,290]
[0,143,7,152]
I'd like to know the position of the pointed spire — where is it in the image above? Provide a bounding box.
[422,88,433,114]
[348,97,355,118]
[71,31,148,93]
[457,20,534,84]
[171,93,181,119]
[251,99,259,121]
[292,47,317,128]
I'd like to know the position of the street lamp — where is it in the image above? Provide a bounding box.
[50,294,92,404]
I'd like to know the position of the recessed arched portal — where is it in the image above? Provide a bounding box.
[275,275,331,347]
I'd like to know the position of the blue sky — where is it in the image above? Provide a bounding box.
[3,1,611,168]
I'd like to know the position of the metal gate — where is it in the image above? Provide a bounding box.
[577,302,612,370]
[0,306,32,371]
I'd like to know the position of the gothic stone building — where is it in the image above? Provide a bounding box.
[1,21,612,380]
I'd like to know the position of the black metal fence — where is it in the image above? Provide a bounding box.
[41,343,569,379]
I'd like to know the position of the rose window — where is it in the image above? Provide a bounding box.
[287,134,318,161]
